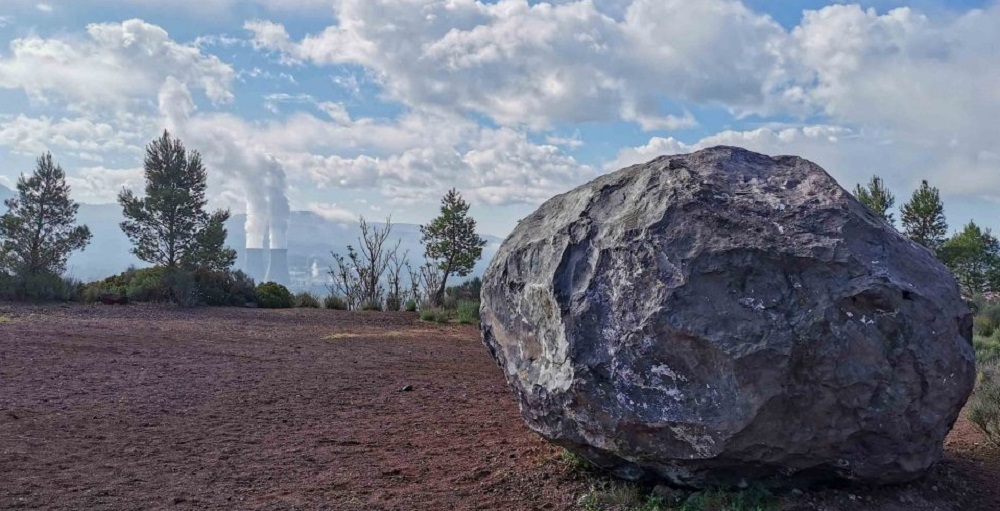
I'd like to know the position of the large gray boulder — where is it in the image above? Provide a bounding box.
[480,146,975,488]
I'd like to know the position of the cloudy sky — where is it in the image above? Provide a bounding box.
[0,0,996,236]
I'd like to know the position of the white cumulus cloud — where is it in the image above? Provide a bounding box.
[0,19,235,108]
[65,166,144,204]
[0,115,143,158]
[246,0,793,130]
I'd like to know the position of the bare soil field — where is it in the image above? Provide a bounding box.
[1,304,998,511]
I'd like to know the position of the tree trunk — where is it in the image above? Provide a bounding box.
[29,189,47,275]
[434,269,451,306]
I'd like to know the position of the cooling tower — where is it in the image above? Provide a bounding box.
[244,248,268,284]
[265,249,290,287]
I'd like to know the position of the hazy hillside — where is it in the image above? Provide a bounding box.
[0,185,501,291]
[66,203,142,281]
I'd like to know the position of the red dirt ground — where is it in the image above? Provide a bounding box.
[1,304,998,510]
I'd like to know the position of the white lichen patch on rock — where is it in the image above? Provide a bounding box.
[651,364,689,383]
[517,283,574,392]
[668,424,718,458]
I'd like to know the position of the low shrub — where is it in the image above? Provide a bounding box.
[0,272,81,302]
[324,295,348,310]
[457,300,480,324]
[678,487,777,511]
[385,294,402,312]
[405,299,417,312]
[559,448,594,474]
[83,269,130,302]
[30,273,81,302]
[164,268,198,307]
[976,334,1000,366]
[977,297,1000,319]
[194,269,255,306]
[970,314,1000,445]
[417,301,451,322]
[419,307,454,323]
[256,282,294,309]
[83,267,255,307]
[578,482,663,511]
[295,291,321,308]
[440,293,458,311]
[360,300,382,311]
[124,267,172,302]
[976,314,999,338]
[968,362,1000,446]
[81,282,109,303]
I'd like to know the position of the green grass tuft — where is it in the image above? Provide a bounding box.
[677,488,777,511]
[579,482,664,511]
[559,448,595,474]
[457,300,480,324]
[577,480,777,511]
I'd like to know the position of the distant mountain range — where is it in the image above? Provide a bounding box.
[0,185,503,292]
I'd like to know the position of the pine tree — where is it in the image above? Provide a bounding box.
[0,153,91,276]
[186,210,237,273]
[118,131,236,271]
[853,175,895,225]
[939,221,1000,295]
[900,180,948,252]
[420,189,487,305]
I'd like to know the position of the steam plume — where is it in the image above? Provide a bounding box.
[265,156,289,249]
[157,77,290,252]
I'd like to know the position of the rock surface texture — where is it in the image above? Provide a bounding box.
[480,146,975,488]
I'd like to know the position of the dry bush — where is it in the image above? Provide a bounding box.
[969,362,1000,445]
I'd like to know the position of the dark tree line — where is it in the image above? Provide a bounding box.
[0,131,243,304]
[0,129,490,309]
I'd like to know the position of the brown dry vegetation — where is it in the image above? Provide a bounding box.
[0,304,998,510]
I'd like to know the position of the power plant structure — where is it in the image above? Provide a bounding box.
[243,243,291,287]
[243,244,291,288]
[243,215,291,289]
[159,76,293,290]
[244,248,267,285]
[264,248,290,287]
[242,164,291,288]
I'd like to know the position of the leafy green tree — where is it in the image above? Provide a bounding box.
[186,210,235,273]
[0,153,91,276]
[900,180,948,252]
[420,189,487,305]
[939,221,1000,295]
[118,131,236,271]
[853,175,896,225]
